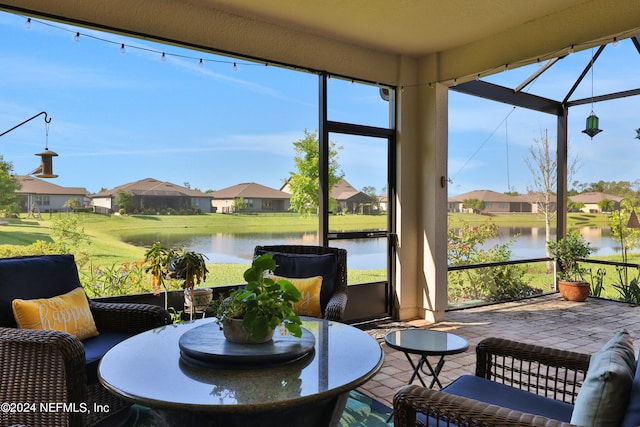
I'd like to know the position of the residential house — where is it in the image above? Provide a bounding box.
[210,182,291,213]
[569,192,621,213]
[330,180,377,214]
[280,178,376,214]
[15,176,89,215]
[448,190,527,213]
[520,192,558,214]
[448,189,558,214]
[92,178,212,214]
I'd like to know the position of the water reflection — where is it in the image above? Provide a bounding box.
[123,226,623,269]
[485,226,622,259]
[123,231,387,270]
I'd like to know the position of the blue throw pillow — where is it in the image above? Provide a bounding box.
[570,330,636,427]
[256,251,337,315]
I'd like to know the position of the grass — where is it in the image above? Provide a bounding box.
[0,211,629,299]
[0,212,389,288]
[448,212,611,228]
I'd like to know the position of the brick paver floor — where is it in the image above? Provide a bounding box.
[357,293,640,409]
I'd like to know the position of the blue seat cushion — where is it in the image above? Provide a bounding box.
[255,251,337,314]
[435,375,574,423]
[83,333,133,383]
[0,255,81,328]
[622,351,640,427]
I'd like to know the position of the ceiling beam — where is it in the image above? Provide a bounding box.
[451,80,562,115]
[567,88,640,107]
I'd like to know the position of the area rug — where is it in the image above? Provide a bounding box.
[118,390,393,426]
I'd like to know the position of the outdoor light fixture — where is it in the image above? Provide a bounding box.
[627,210,640,229]
[582,49,602,139]
[617,199,640,270]
[0,111,59,178]
[582,113,602,138]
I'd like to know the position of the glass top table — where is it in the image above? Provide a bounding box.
[385,329,468,389]
[99,317,383,427]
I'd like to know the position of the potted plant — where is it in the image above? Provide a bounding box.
[547,231,594,302]
[172,250,210,319]
[211,253,302,343]
[143,242,179,310]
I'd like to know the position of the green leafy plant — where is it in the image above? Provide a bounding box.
[613,266,640,304]
[587,268,606,297]
[211,253,302,341]
[171,250,209,290]
[143,242,179,294]
[547,231,593,282]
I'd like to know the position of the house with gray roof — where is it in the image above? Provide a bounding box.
[210,182,291,213]
[92,178,212,214]
[15,176,89,214]
[330,180,377,214]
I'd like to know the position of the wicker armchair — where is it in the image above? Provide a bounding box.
[0,255,172,427]
[393,337,591,427]
[254,245,348,321]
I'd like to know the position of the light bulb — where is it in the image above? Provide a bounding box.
[161,52,166,62]
[120,44,126,54]
[233,62,238,71]
[73,32,80,42]
[199,58,204,68]
[25,18,31,30]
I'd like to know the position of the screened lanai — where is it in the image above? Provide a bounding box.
[2,0,640,323]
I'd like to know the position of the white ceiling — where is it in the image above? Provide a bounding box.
[202,0,589,56]
[1,0,640,85]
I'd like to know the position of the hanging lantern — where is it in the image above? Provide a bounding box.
[582,113,602,138]
[34,148,58,178]
[627,210,640,229]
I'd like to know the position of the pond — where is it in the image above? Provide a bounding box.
[123,232,388,270]
[485,226,623,259]
[122,226,625,270]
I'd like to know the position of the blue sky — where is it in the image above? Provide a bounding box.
[2,11,640,198]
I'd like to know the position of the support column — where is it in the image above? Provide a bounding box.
[394,55,449,322]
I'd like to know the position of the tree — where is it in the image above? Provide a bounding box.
[462,198,485,214]
[232,197,248,213]
[361,186,380,212]
[524,129,579,263]
[287,130,344,215]
[64,198,81,212]
[114,189,134,214]
[598,199,614,212]
[0,156,20,215]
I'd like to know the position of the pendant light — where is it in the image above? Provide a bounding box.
[582,49,602,139]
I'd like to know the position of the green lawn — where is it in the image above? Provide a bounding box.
[1,211,628,299]
[448,212,611,228]
[0,212,388,289]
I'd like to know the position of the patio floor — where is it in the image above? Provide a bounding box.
[357,293,640,409]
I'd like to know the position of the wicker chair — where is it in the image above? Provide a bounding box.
[254,245,348,321]
[393,337,591,427]
[0,255,172,427]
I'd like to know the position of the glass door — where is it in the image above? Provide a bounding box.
[320,74,396,320]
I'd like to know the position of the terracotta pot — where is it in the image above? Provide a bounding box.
[222,318,274,344]
[558,280,590,302]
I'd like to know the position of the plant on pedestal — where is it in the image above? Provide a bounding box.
[211,253,302,343]
[547,231,593,302]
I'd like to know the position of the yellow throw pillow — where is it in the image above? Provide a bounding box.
[12,287,99,340]
[273,275,323,318]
